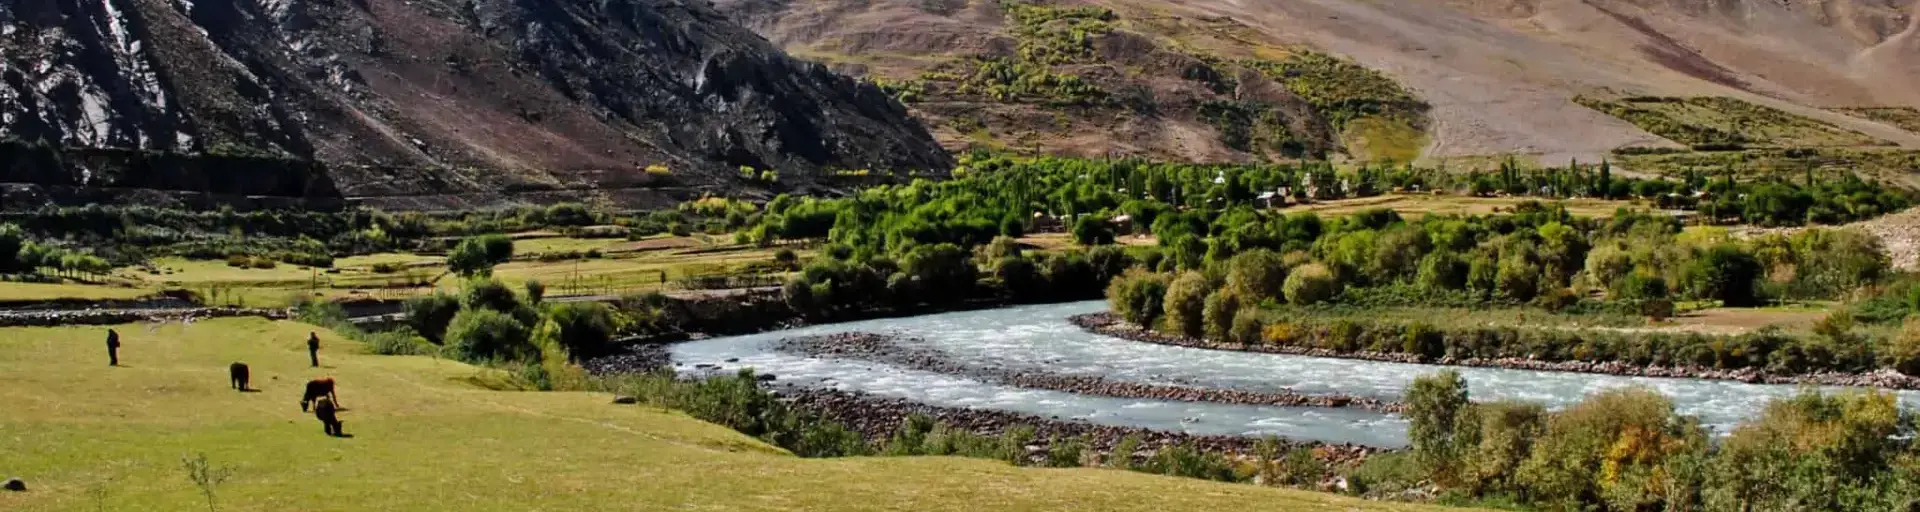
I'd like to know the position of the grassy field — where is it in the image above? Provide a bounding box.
[0,235,793,308]
[0,318,1460,511]
[0,282,157,303]
[1577,96,1886,148]
[1276,194,1639,219]
[1832,107,1920,134]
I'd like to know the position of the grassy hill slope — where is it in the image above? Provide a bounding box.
[0,318,1456,511]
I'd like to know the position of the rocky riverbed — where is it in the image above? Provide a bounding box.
[777,386,1380,472]
[776,332,1405,413]
[1071,313,1920,390]
[0,306,288,328]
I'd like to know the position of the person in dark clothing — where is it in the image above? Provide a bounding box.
[307,332,320,367]
[229,362,250,391]
[313,396,344,436]
[106,329,120,366]
[301,377,338,412]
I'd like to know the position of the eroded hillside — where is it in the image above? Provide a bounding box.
[721,0,1920,165]
[1,0,952,208]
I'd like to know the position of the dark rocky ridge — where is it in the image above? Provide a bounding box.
[1,0,952,209]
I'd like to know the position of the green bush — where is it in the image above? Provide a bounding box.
[545,302,622,360]
[365,329,434,356]
[1107,268,1172,327]
[1202,290,1242,340]
[1225,249,1288,301]
[1161,271,1210,337]
[1406,370,1474,484]
[1685,244,1762,307]
[444,308,535,363]
[1282,263,1340,305]
[403,293,461,343]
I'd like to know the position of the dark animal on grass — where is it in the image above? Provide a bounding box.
[313,396,344,436]
[229,362,250,391]
[300,377,338,412]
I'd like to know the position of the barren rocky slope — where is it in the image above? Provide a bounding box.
[1,0,952,209]
[720,0,1920,164]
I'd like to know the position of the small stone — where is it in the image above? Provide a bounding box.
[755,374,776,382]
[724,358,740,363]
[4,477,25,491]
[611,395,638,405]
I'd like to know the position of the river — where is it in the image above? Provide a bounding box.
[672,301,1920,446]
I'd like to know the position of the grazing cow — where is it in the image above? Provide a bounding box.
[313,396,344,436]
[300,377,338,412]
[229,363,250,391]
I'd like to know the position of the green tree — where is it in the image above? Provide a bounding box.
[1282,263,1340,305]
[1161,271,1210,338]
[444,308,535,363]
[1106,268,1171,327]
[1685,244,1762,307]
[1072,216,1115,246]
[1224,249,1288,302]
[403,293,461,343]
[1406,370,1475,486]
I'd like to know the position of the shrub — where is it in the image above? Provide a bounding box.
[1107,268,1171,327]
[462,278,523,315]
[1072,216,1114,245]
[1225,249,1288,301]
[1885,317,1920,376]
[404,293,461,343]
[444,308,535,363]
[1161,271,1210,337]
[366,329,434,356]
[1202,290,1242,340]
[1146,442,1237,482]
[1046,436,1086,468]
[1685,244,1762,307]
[1517,387,1704,511]
[1229,308,1265,344]
[1282,263,1340,305]
[449,234,514,277]
[1407,370,1474,484]
[545,302,622,360]
[1416,250,1469,290]
[525,280,547,304]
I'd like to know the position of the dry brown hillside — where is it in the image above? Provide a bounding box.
[719,0,1920,165]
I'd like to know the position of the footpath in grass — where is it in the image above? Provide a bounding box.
[0,318,1458,511]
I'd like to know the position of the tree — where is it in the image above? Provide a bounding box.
[449,234,514,277]
[404,293,461,343]
[545,302,621,359]
[1225,249,1288,302]
[1073,216,1115,246]
[1685,244,1762,307]
[1202,290,1242,340]
[1282,263,1340,305]
[1416,251,1469,290]
[1161,271,1209,338]
[0,223,24,273]
[1407,370,1474,486]
[444,308,535,363]
[1106,268,1171,327]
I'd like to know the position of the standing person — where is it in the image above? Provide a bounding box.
[307,332,320,367]
[106,329,121,366]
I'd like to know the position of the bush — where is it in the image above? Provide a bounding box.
[449,234,514,277]
[444,308,535,363]
[1202,290,1242,340]
[1225,249,1288,301]
[1885,317,1920,376]
[1407,370,1474,484]
[1282,263,1340,305]
[545,302,621,360]
[1072,216,1115,245]
[1161,271,1210,337]
[404,293,461,343]
[525,280,547,304]
[365,329,434,356]
[462,278,523,315]
[1516,387,1703,511]
[1685,244,1762,307]
[1107,268,1171,327]
[1228,308,1265,345]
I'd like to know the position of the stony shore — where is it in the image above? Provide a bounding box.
[0,306,288,328]
[777,386,1382,470]
[776,332,1406,413]
[1071,313,1920,390]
